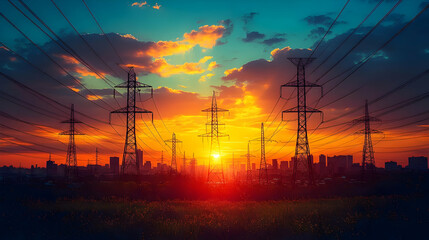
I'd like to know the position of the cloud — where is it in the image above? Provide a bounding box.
[126,56,214,77]
[183,25,226,48]
[308,27,331,39]
[242,31,265,42]
[120,34,138,40]
[216,19,234,45]
[242,12,258,25]
[304,15,346,27]
[153,3,161,10]
[140,41,194,58]
[262,37,286,46]
[131,1,147,7]
[199,73,215,82]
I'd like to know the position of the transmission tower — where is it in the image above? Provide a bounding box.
[242,142,255,184]
[182,151,186,175]
[110,67,153,175]
[251,123,275,184]
[352,100,381,180]
[281,58,322,185]
[199,91,229,184]
[165,132,182,174]
[60,104,83,178]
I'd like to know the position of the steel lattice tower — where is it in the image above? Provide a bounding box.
[110,67,153,175]
[242,142,255,184]
[182,151,186,175]
[352,100,381,180]
[199,91,229,184]
[282,58,322,185]
[165,132,181,174]
[60,104,83,178]
[251,123,275,184]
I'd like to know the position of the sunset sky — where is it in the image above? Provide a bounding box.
[1,0,429,169]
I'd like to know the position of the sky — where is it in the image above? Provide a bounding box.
[0,0,429,169]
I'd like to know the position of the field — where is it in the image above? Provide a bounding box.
[1,194,428,239]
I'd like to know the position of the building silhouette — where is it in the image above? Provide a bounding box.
[110,157,120,175]
[408,156,428,170]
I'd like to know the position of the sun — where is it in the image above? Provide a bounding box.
[212,153,220,163]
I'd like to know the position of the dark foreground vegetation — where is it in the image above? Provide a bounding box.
[0,173,428,239]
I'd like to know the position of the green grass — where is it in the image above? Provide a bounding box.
[1,195,428,239]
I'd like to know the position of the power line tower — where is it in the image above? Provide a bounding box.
[199,91,229,184]
[251,123,275,184]
[60,104,83,178]
[182,151,186,175]
[352,100,381,180]
[110,67,153,175]
[165,132,182,174]
[242,142,255,184]
[281,58,322,185]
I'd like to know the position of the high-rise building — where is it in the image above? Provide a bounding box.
[319,154,326,167]
[327,155,353,174]
[137,149,143,171]
[110,157,120,175]
[143,161,151,171]
[280,161,288,170]
[408,156,428,170]
[46,160,57,177]
[385,161,401,171]
[272,159,278,170]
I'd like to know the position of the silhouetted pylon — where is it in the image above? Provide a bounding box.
[60,104,83,178]
[250,123,276,184]
[281,58,322,186]
[165,132,182,174]
[352,100,382,180]
[110,67,153,175]
[242,142,255,184]
[199,91,229,184]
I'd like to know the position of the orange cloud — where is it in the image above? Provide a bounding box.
[141,41,193,58]
[199,73,215,82]
[224,67,243,77]
[57,54,104,79]
[208,61,219,71]
[86,95,103,101]
[270,46,292,58]
[59,54,79,65]
[183,25,225,48]
[126,56,214,77]
[69,86,80,92]
[120,34,138,40]
[153,3,161,9]
[131,1,147,7]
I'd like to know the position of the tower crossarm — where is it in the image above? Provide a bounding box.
[351,116,381,124]
[354,129,383,135]
[201,107,229,112]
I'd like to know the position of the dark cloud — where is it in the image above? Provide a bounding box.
[242,12,258,25]
[242,31,266,42]
[304,15,346,27]
[383,13,405,25]
[217,19,234,46]
[262,37,286,46]
[308,27,331,39]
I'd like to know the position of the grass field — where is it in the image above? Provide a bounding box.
[1,194,428,239]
